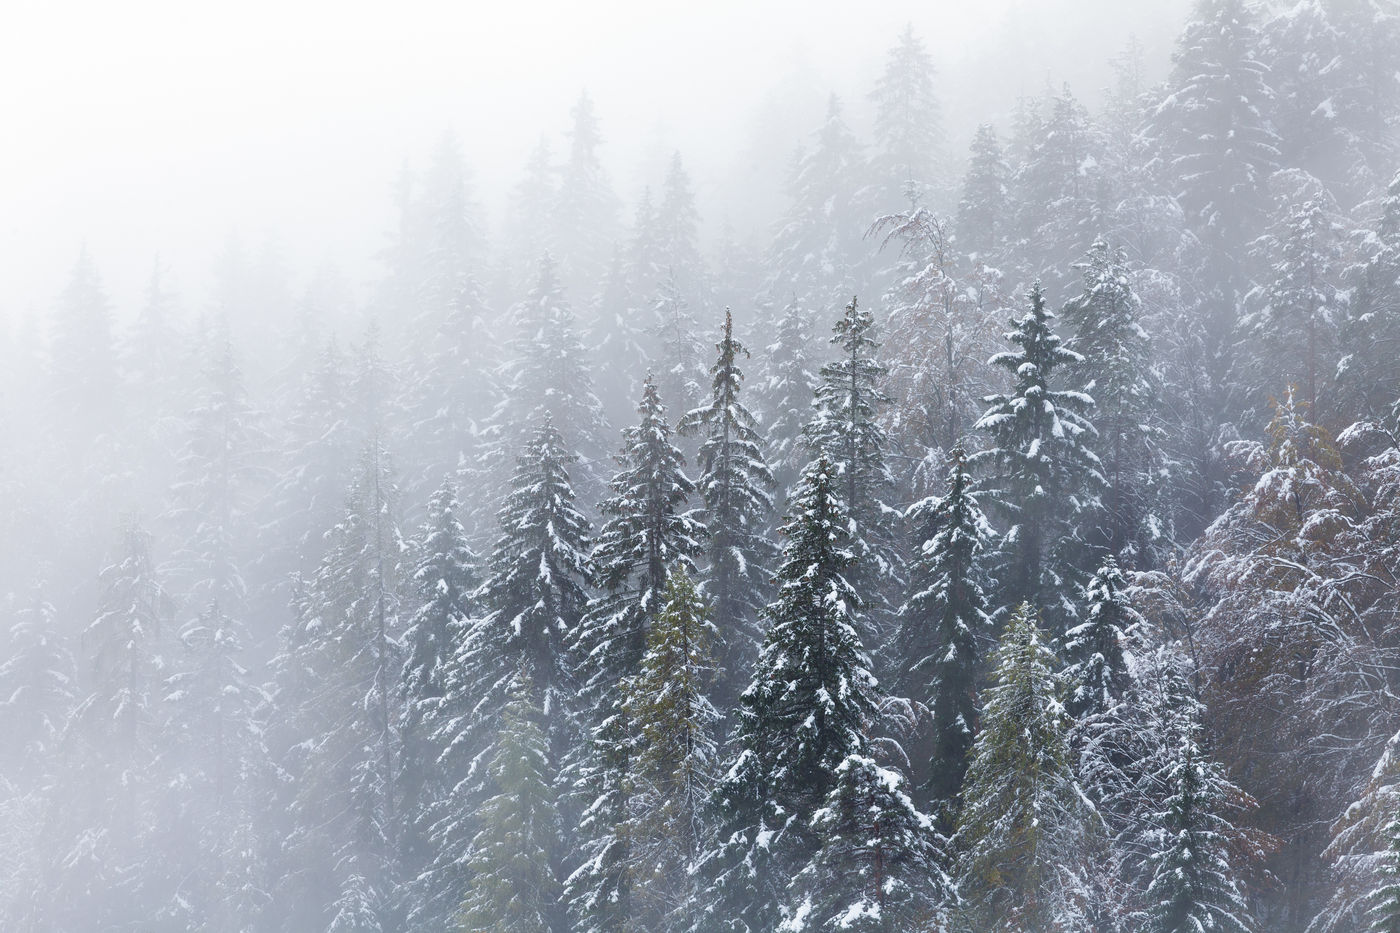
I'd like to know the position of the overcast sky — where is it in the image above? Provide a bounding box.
[0,0,1191,326]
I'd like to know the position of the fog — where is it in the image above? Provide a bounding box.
[1,0,1186,321]
[5,1,1400,931]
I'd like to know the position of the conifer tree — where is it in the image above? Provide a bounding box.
[955,603,1099,932]
[804,297,902,627]
[1063,558,1136,723]
[759,297,818,505]
[1145,0,1281,415]
[783,754,953,933]
[167,340,263,610]
[1339,171,1400,417]
[459,668,566,933]
[701,456,879,933]
[869,25,944,212]
[48,248,120,438]
[398,480,477,921]
[160,597,270,932]
[54,525,173,928]
[649,270,707,427]
[624,569,720,933]
[956,124,1010,260]
[1143,666,1253,933]
[974,285,1104,634]
[0,587,73,785]
[415,418,589,931]
[1243,171,1347,412]
[678,309,775,707]
[1062,240,1167,562]
[770,96,870,312]
[495,253,611,499]
[271,439,407,933]
[575,376,704,696]
[899,445,994,810]
[556,92,622,296]
[1012,86,1112,296]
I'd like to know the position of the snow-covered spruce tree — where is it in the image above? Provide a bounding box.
[1144,0,1280,417]
[956,124,1011,262]
[898,445,994,813]
[458,667,566,933]
[698,455,880,933]
[1339,171,1400,418]
[974,284,1104,636]
[1062,239,1168,563]
[654,151,708,303]
[470,415,592,736]
[1242,170,1347,414]
[414,417,589,931]
[160,597,270,931]
[48,247,120,440]
[494,252,611,504]
[782,753,953,933]
[0,587,74,785]
[769,95,871,314]
[869,206,1002,463]
[590,248,651,425]
[397,480,477,926]
[555,91,622,297]
[649,269,707,430]
[575,375,705,697]
[1370,806,1400,933]
[1143,664,1254,933]
[624,568,720,933]
[1062,557,1136,724]
[803,296,902,633]
[166,339,264,612]
[677,309,776,710]
[759,296,819,507]
[955,603,1100,933]
[1314,728,1400,933]
[568,379,703,933]
[270,438,407,933]
[1261,0,1400,211]
[868,24,944,213]
[1010,85,1112,297]
[52,524,173,929]
[260,338,355,588]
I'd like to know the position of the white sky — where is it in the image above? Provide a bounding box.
[0,0,1190,326]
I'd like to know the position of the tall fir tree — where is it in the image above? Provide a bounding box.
[678,309,776,709]
[803,297,902,632]
[1062,240,1167,563]
[974,284,1105,635]
[1142,663,1254,933]
[782,753,953,933]
[556,91,622,297]
[458,667,566,933]
[1145,0,1281,420]
[955,603,1100,933]
[956,124,1011,261]
[1062,558,1136,723]
[575,376,704,697]
[868,24,944,213]
[1242,170,1347,414]
[397,480,477,931]
[898,445,994,812]
[700,456,880,933]
[769,96,871,314]
[623,569,720,933]
[414,419,589,932]
[271,438,407,933]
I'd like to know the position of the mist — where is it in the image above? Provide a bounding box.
[3,0,1399,931]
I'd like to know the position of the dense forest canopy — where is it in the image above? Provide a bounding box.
[4,1,1400,931]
